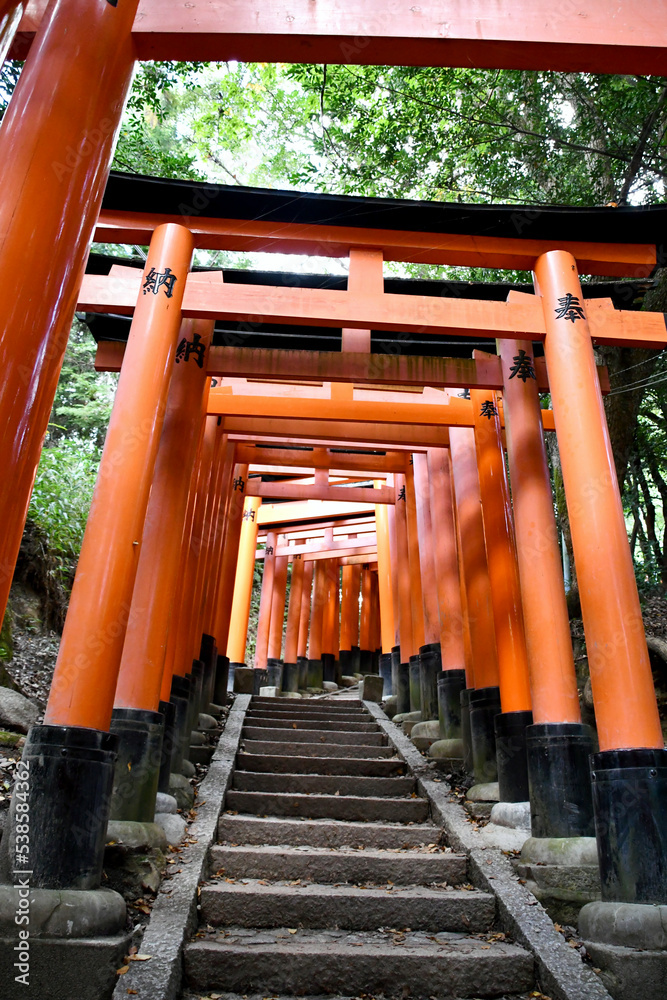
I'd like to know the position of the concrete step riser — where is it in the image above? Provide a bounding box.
[242,727,387,746]
[247,711,369,722]
[250,700,366,713]
[185,941,534,998]
[232,772,416,797]
[224,790,430,824]
[235,753,405,777]
[239,741,395,759]
[243,718,379,732]
[218,815,441,849]
[199,885,495,932]
[208,845,468,884]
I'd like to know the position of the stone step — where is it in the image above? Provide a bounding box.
[208,844,468,885]
[199,881,495,932]
[246,711,369,724]
[185,928,534,998]
[243,716,379,732]
[224,790,430,824]
[232,771,416,798]
[218,814,441,849]
[235,753,406,778]
[239,740,396,759]
[241,727,387,746]
[250,698,366,713]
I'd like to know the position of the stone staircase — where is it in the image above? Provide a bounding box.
[184,695,535,997]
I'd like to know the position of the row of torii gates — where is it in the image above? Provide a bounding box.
[1,0,667,949]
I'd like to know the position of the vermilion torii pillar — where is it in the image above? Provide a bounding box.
[499,338,595,840]
[449,426,501,783]
[413,452,443,722]
[0,1,22,62]
[267,554,289,686]
[110,318,214,824]
[427,447,468,745]
[226,495,262,673]
[212,461,251,670]
[308,559,327,688]
[375,488,395,695]
[359,564,374,673]
[339,563,361,677]
[255,529,278,672]
[536,251,667,906]
[472,386,533,803]
[283,556,305,691]
[4,223,194,891]
[321,559,340,683]
[393,473,415,714]
[0,0,140,627]
[297,560,314,688]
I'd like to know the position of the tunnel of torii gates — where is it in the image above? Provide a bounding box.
[2,0,667,929]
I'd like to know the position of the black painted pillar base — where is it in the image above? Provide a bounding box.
[157,699,177,794]
[297,656,309,689]
[495,710,533,803]
[228,661,244,692]
[469,685,501,784]
[419,642,441,721]
[438,669,466,740]
[379,652,393,696]
[397,662,411,715]
[460,687,474,772]
[253,668,269,694]
[307,658,323,689]
[188,659,205,727]
[372,649,381,674]
[0,725,118,890]
[591,747,667,904]
[526,722,596,839]
[199,633,217,711]
[339,649,352,676]
[391,645,401,698]
[359,648,373,674]
[282,661,299,692]
[409,654,422,714]
[169,675,191,775]
[350,645,361,674]
[322,652,336,683]
[109,708,164,823]
[214,654,230,706]
[266,657,283,688]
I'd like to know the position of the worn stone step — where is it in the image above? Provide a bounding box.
[247,710,369,724]
[224,790,430,823]
[239,740,395,759]
[243,716,379,732]
[199,881,495,932]
[250,698,366,713]
[235,753,406,778]
[218,814,441,849]
[208,844,468,885]
[232,771,416,798]
[242,727,387,746]
[185,927,534,997]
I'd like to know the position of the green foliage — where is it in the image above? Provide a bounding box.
[27,440,99,586]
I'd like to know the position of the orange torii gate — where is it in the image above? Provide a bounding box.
[1,2,667,953]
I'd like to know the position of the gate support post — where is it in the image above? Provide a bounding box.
[536,251,667,912]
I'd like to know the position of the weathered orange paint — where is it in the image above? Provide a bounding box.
[386,497,401,648]
[0,0,140,626]
[225,496,261,665]
[404,466,426,651]
[359,566,373,652]
[472,387,532,713]
[212,463,250,652]
[204,439,236,635]
[449,427,499,690]
[267,555,289,661]
[393,475,415,660]
[255,530,277,669]
[297,561,315,659]
[308,560,327,660]
[114,319,214,712]
[322,561,340,656]
[412,454,441,646]
[374,491,395,653]
[536,251,663,751]
[427,449,467,670]
[499,339,581,724]
[284,557,305,664]
[44,224,194,730]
